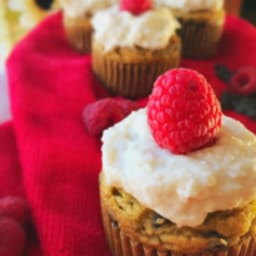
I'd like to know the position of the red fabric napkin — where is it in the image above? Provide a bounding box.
[5,12,256,255]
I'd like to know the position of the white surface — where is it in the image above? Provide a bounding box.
[0,67,11,124]
[102,109,256,227]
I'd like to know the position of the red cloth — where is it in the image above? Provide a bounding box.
[4,12,256,255]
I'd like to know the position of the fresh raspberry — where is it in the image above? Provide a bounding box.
[147,68,222,154]
[116,98,140,116]
[83,98,140,136]
[0,217,26,256]
[0,196,30,225]
[229,66,256,95]
[120,0,152,15]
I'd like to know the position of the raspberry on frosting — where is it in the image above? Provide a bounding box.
[120,0,152,15]
[147,68,222,154]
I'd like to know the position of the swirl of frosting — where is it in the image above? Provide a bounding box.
[92,6,180,51]
[102,109,256,227]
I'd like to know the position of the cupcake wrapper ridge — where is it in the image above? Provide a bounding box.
[178,11,225,59]
[92,44,181,99]
[64,17,92,54]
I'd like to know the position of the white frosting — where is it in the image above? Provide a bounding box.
[102,109,256,227]
[92,6,180,51]
[154,0,224,11]
[60,0,117,18]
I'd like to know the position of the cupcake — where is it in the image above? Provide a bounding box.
[154,0,225,58]
[91,0,181,99]
[60,0,117,53]
[100,68,256,256]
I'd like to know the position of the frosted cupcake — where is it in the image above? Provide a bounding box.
[154,0,225,58]
[60,0,117,53]
[100,68,256,256]
[91,1,181,99]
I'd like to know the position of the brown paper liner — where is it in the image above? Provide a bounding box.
[63,16,92,54]
[101,200,256,256]
[176,10,225,59]
[92,37,181,99]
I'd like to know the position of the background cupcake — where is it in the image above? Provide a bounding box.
[100,69,256,256]
[92,0,181,99]
[60,0,117,53]
[154,0,225,58]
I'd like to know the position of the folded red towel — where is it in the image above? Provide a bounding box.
[5,12,256,255]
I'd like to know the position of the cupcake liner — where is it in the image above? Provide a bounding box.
[177,11,225,59]
[101,200,256,256]
[92,43,180,99]
[63,16,92,54]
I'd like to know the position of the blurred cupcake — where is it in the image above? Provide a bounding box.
[154,0,225,58]
[100,69,256,256]
[92,1,181,99]
[60,0,117,54]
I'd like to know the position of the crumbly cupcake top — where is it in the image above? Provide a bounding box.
[102,109,256,227]
[60,0,117,18]
[92,6,180,51]
[154,0,224,12]
[101,69,256,227]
